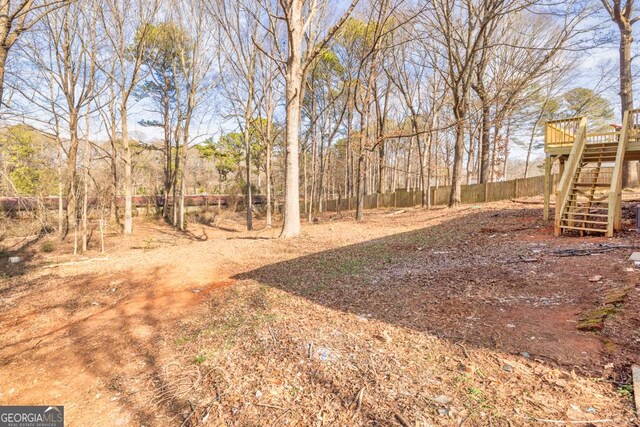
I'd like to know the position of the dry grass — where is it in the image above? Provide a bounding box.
[0,200,639,426]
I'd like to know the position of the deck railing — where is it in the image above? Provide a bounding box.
[628,109,640,143]
[545,117,581,151]
[585,131,620,145]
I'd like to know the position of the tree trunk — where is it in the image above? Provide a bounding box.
[0,47,8,107]
[82,110,90,252]
[620,25,638,187]
[65,111,80,237]
[244,118,253,231]
[163,74,172,221]
[280,3,303,238]
[265,140,272,227]
[524,106,545,178]
[179,112,192,231]
[449,117,464,206]
[478,89,491,183]
[56,133,64,238]
[122,105,133,235]
[356,151,365,220]
[265,94,274,228]
[108,106,120,225]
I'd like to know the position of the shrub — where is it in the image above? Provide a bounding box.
[41,241,56,253]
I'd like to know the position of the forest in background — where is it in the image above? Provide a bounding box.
[0,0,636,245]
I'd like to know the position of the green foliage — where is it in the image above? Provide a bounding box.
[41,241,56,253]
[196,124,266,186]
[135,21,192,121]
[0,125,56,196]
[137,21,192,71]
[195,140,216,159]
[319,49,343,74]
[199,133,243,181]
[561,87,614,131]
[193,354,207,364]
[617,384,633,399]
[336,17,374,50]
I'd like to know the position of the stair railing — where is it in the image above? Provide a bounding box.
[607,109,633,237]
[554,116,588,236]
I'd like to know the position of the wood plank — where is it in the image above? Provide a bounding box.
[561,219,609,225]
[564,214,609,218]
[559,225,607,233]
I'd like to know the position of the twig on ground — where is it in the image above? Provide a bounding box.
[351,387,364,413]
[517,255,539,263]
[393,413,411,427]
[256,403,286,410]
[179,402,196,427]
[509,199,548,205]
[455,342,471,359]
[199,401,215,424]
[553,244,640,257]
[269,409,290,427]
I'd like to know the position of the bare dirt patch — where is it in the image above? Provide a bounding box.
[0,203,639,425]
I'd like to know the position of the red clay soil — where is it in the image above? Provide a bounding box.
[0,201,639,426]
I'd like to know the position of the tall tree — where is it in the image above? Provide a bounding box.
[430,0,528,205]
[601,0,639,187]
[100,0,159,234]
[0,0,71,107]
[136,21,191,223]
[174,0,215,231]
[213,0,260,230]
[261,0,360,237]
[19,1,101,237]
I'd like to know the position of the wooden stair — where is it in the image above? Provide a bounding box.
[558,153,611,235]
[554,112,631,237]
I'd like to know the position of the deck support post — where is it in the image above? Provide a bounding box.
[543,156,553,221]
[608,110,632,236]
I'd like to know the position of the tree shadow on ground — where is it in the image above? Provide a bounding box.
[1,205,638,425]
[0,266,215,426]
[236,207,639,376]
[0,232,47,278]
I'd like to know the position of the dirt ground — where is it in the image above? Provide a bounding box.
[1,198,639,426]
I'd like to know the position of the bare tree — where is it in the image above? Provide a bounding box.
[429,0,520,206]
[213,0,260,231]
[601,0,639,187]
[14,1,100,237]
[259,0,360,237]
[253,52,281,228]
[387,29,445,208]
[174,0,216,231]
[99,0,159,234]
[0,0,72,107]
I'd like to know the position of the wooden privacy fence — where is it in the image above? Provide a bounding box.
[324,174,552,212]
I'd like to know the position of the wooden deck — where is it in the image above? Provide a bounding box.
[544,109,640,236]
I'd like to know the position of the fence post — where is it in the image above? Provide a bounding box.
[514,178,519,199]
